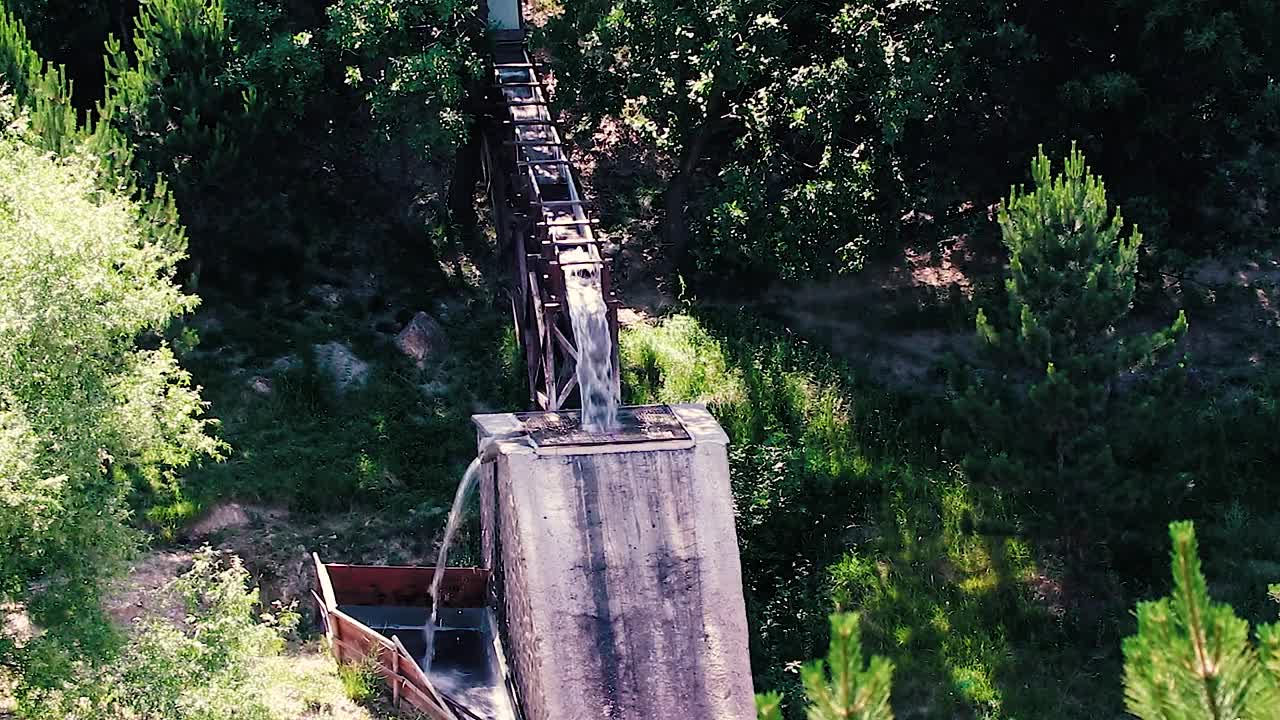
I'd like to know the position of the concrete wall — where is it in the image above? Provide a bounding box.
[474,405,755,720]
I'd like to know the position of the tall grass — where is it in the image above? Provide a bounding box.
[621,310,1120,719]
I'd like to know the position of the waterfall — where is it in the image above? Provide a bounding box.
[422,457,483,673]
[559,247,618,432]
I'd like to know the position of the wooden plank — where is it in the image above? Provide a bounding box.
[392,635,459,720]
[391,650,400,706]
[531,199,586,207]
[552,324,578,360]
[533,279,557,410]
[311,590,330,639]
[401,682,459,720]
[313,553,337,609]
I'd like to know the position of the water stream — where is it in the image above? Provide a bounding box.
[559,247,618,432]
[419,246,618,711]
[422,456,483,674]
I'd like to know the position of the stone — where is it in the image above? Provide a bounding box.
[394,311,448,367]
[312,342,370,393]
[418,380,450,397]
[270,354,300,374]
[249,375,273,395]
[308,284,344,309]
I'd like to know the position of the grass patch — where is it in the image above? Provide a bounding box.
[621,310,1121,719]
[335,654,380,704]
[136,288,523,537]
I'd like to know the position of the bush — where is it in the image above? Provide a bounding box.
[0,95,223,689]
[757,613,895,720]
[956,144,1185,531]
[326,0,483,157]
[18,548,299,720]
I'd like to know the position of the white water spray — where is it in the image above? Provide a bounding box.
[560,247,618,432]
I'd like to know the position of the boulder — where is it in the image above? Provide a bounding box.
[270,354,300,374]
[308,284,344,309]
[249,375,273,395]
[312,342,370,393]
[394,312,448,367]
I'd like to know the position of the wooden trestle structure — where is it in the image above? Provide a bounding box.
[482,36,621,411]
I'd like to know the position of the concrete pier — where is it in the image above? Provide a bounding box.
[473,404,755,720]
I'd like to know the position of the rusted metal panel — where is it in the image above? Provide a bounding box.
[324,564,488,607]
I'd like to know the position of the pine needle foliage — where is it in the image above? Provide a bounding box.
[0,4,182,248]
[1122,521,1280,720]
[958,144,1187,530]
[757,613,895,720]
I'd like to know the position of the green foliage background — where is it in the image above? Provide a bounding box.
[1,0,1279,718]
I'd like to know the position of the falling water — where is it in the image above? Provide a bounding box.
[559,247,618,432]
[422,456,483,674]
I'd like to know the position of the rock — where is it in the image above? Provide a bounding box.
[249,376,273,395]
[189,502,252,538]
[308,283,345,309]
[269,354,300,374]
[312,342,370,393]
[394,311,448,367]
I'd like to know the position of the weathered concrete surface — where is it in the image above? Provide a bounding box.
[474,405,755,720]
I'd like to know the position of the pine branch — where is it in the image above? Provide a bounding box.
[1123,521,1276,720]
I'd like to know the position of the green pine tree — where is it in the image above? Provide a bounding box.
[1122,521,1280,720]
[958,143,1187,527]
[757,613,894,720]
[0,3,181,250]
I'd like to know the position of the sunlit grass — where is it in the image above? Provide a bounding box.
[258,644,388,719]
[622,311,1124,719]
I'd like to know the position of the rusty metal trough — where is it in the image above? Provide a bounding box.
[311,558,517,719]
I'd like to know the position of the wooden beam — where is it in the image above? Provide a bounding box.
[531,199,585,207]
[552,324,578,360]
[518,159,571,167]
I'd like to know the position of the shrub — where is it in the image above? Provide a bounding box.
[326,0,483,157]
[757,613,895,720]
[957,144,1185,530]
[18,548,299,720]
[336,655,379,703]
[0,93,222,690]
